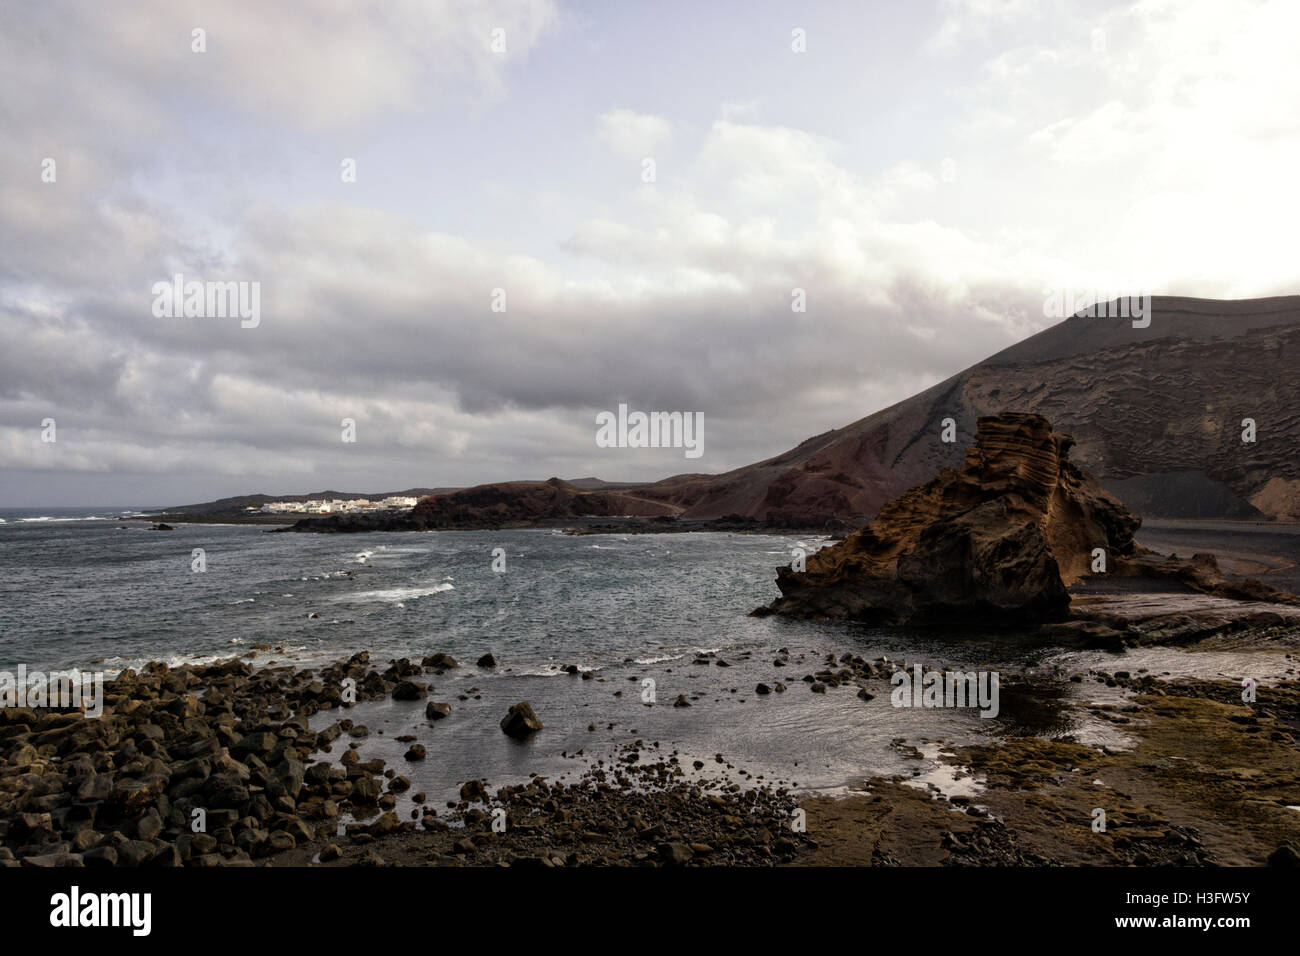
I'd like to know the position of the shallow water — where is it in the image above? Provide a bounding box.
[2,511,1294,813]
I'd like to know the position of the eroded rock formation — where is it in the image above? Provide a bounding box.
[757,412,1299,625]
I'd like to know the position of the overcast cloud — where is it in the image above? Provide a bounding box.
[2,0,1298,506]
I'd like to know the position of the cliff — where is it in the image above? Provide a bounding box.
[755,413,1300,625]
[281,477,679,532]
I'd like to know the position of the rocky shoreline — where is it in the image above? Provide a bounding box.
[0,652,815,867]
[798,672,1300,867]
[760,415,1300,645]
[276,512,845,536]
[2,646,1298,867]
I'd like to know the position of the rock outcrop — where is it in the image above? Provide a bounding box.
[282,477,680,532]
[756,412,1300,626]
[410,478,677,528]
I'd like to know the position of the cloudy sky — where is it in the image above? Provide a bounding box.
[2,0,1298,507]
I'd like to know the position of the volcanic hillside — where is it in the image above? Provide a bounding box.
[638,295,1300,523]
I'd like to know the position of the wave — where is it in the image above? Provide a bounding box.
[343,582,455,603]
[16,515,115,523]
[512,662,602,677]
[633,653,685,665]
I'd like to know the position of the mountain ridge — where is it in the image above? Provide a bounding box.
[632,294,1300,523]
[170,295,1300,528]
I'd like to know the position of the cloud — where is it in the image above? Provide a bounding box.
[2,1,1299,505]
[929,0,1047,51]
[595,109,673,160]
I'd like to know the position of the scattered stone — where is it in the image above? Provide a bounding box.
[392,680,428,701]
[659,842,694,866]
[500,702,543,739]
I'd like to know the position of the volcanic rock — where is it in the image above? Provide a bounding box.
[425,701,451,720]
[500,702,543,739]
[391,680,427,701]
[760,414,1135,624]
[421,653,459,672]
[759,412,1300,627]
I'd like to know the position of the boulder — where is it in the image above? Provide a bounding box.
[268,756,306,799]
[421,653,459,672]
[425,701,451,720]
[391,680,427,701]
[500,702,543,739]
[659,842,694,866]
[232,731,277,758]
[350,777,380,805]
[493,702,540,738]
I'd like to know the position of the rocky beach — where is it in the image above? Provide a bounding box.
[5,413,1300,868]
[2,647,1298,868]
[10,3,1300,940]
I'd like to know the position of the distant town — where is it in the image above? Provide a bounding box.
[250,496,420,515]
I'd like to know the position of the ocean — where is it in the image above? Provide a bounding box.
[2,508,1294,807]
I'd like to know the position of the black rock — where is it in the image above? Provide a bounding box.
[392,680,428,701]
[500,702,543,739]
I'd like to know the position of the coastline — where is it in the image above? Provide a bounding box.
[3,648,1297,867]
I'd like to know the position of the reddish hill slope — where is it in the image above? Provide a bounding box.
[638,295,1300,523]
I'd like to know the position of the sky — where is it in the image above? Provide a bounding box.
[2,0,1298,507]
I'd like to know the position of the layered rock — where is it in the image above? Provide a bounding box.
[757,414,1129,623]
[758,412,1300,626]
